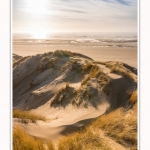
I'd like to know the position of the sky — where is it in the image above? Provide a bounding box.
[13,0,137,35]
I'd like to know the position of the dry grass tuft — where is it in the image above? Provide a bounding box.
[81,75,91,85]
[130,90,137,104]
[53,50,74,57]
[111,66,136,81]
[51,83,72,105]
[81,64,102,85]
[58,129,111,150]
[72,87,91,107]
[92,61,106,65]
[105,61,137,82]
[45,140,55,150]
[73,52,93,60]
[13,109,46,123]
[58,106,137,150]
[36,57,58,71]
[92,108,137,149]
[82,62,93,72]
[13,56,30,69]
[13,127,55,150]
[56,83,70,95]
[82,63,101,77]
[13,126,45,150]
[89,65,101,77]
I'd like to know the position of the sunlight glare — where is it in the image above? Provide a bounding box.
[31,30,49,39]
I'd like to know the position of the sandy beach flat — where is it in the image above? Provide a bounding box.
[13,44,137,68]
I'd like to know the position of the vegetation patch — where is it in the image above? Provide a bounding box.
[13,126,45,150]
[58,129,111,150]
[72,87,92,107]
[13,109,46,123]
[58,104,137,150]
[92,106,137,149]
[81,63,102,85]
[51,83,73,105]
[13,56,30,69]
[36,56,58,71]
[52,50,74,57]
[127,89,138,105]
[81,64,111,95]
[13,127,55,150]
[105,61,137,82]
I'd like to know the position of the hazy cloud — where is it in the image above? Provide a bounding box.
[13,0,137,33]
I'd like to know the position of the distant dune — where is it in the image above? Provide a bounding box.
[13,50,137,148]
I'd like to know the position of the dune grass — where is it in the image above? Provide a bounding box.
[92,106,137,149]
[53,50,74,57]
[36,56,58,71]
[51,83,71,105]
[13,109,46,123]
[130,90,137,104]
[58,104,137,150]
[45,140,55,150]
[82,63,101,77]
[105,62,137,82]
[58,129,112,150]
[81,64,102,85]
[110,66,136,81]
[13,127,55,150]
[13,126,45,150]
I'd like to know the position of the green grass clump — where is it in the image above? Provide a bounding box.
[13,109,46,123]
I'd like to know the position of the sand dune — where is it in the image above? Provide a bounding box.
[13,50,137,144]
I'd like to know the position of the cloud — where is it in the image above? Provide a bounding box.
[13,0,137,33]
[115,0,130,5]
[102,0,131,5]
[59,8,85,13]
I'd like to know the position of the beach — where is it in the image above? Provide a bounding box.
[13,34,137,149]
[13,38,137,68]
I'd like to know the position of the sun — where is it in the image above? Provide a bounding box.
[30,30,49,39]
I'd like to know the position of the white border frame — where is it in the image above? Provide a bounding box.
[1,0,143,149]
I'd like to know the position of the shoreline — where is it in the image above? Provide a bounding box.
[13,45,137,68]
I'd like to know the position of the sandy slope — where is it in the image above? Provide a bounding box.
[13,50,137,145]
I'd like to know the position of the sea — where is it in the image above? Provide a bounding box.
[13,32,137,49]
